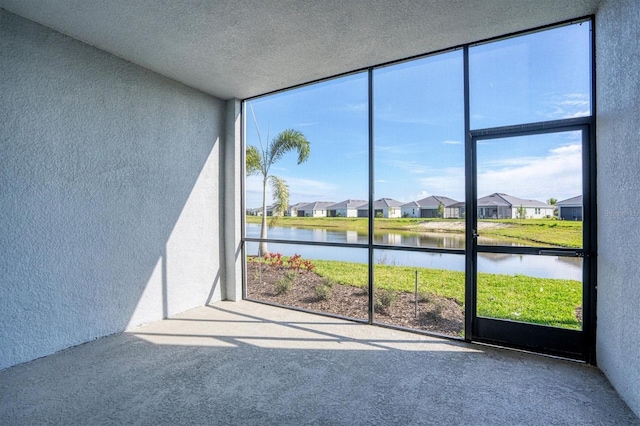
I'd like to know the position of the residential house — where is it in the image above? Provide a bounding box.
[287,202,309,217]
[326,199,367,217]
[400,201,421,218]
[477,193,553,219]
[414,195,460,218]
[296,201,335,217]
[357,198,403,218]
[247,205,275,216]
[557,195,583,221]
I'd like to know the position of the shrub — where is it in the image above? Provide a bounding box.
[418,291,432,303]
[375,289,397,313]
[288,253,303,271]
[359,282,369,296]
[322,277,335,287]
[315,284,331,301]
[274,278,291,294]
[264,252,284,268]
[274,272,296,294]
[430,299,444,316]
[303,260,315,272]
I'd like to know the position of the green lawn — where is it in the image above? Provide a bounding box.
[312,259,582,330]
[479,218,582,248]
[245,216,582,248]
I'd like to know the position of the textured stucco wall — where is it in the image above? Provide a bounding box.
[595,0,640,417]
[0,10,224,369]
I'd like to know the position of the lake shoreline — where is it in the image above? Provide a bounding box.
[245,216,582,248]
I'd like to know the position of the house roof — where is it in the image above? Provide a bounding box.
[288,202,310,210]
[414,195,460,209]
[358,198,404,210]
[298,201,336,211]
[327,199,367,209]
[401,201,420,208]
[557,195,583,206]
[250,204,275,212]
[1,1,600,100]
[478,193,551,208]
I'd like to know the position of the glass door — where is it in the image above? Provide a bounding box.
[470,124,593,359]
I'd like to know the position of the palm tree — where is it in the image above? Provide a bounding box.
[246,127,310,256]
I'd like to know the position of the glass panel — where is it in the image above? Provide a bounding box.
[470,21,592,129]
[245,243,368,321]
[373,51,465,248]
[244,73,369,248]
[477,253,583,330]
[476,131,583,248]
[372,249,465,338]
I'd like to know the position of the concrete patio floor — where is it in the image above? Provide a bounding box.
[1,300,638,425]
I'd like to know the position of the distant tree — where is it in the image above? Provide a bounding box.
[547,198,558,217]
[246,109,310,256]
[437,201,445,219]
[517,204,527,220]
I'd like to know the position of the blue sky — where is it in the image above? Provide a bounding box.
[245,22,591,209]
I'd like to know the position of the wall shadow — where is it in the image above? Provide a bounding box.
[0,11,223,369]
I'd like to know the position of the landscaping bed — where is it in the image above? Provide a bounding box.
[246,256,464,337]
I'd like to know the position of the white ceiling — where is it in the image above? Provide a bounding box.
[0,0,600,100]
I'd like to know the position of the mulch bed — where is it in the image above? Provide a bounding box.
[246,260,464,337]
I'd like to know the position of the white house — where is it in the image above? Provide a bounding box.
[296,201,335,217]
[287,202,309,217]
[327,199,367,217]
[407,195,460,218]
[400,201,421,218]
[357,198,403,218]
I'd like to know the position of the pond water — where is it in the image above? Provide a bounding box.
[245,223,582,281]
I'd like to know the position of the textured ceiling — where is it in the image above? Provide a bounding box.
[0,0,600,100]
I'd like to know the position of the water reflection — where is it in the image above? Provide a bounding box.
[247,223,525,249]
[245,224,582,280]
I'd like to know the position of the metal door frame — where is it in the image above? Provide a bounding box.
[464,118,596,361]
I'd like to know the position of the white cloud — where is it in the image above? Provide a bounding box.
[542,93,590,120]
[443,140,462,145]
[477,144,582,201]
[412,190,432,200]
[380,159,431,174]
[417,167,466,201]
[246,175,341,207]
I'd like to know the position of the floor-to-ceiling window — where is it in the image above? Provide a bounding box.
[244,72,370,321]
[243,18,594,360]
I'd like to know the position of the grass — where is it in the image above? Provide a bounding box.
[246,216,582,248]
[479,218,582,248]
[312,259,582,330]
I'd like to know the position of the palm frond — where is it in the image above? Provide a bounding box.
[267,129,311,169]
[245,145,263,176]
[268,175,289,226]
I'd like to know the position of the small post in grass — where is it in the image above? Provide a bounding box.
[414,270,418,318]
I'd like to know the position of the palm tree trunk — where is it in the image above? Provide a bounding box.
[259,176,269,256]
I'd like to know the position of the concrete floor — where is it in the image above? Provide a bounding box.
[1,301,638,425]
